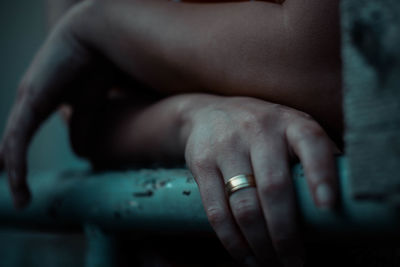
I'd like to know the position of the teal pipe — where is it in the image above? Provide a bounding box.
[0,157,399,241]
[84,224,117,267]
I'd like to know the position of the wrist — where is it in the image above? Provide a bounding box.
[177,94,223,152]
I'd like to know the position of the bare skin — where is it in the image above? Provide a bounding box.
[0,0,342,266]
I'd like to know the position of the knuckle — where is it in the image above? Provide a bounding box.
[284,108,313,121]
[239,112,269,136]
[214,130,241,149]
[295,122,326,140]
[185,142,214,173]
[206,206,229,229]
[231,195,259,224]
[238,112,259,130]
[187,153,213,175]
[259,176,289,196]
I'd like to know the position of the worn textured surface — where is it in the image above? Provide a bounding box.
[2,158,400,241]
[341,0,400,201]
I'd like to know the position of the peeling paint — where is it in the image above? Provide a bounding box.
[133,190,154,197]
[142,178,172,191]
[186,177,196,184]
[182,190,191,196]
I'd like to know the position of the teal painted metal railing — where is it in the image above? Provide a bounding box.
[1,157,399,236]
[1,157,400,266]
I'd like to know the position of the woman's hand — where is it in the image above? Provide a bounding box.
[183,95,338,266]
[64,91,339,267]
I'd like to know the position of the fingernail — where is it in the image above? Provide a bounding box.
[316,183,334,208]
[244,256,258,267]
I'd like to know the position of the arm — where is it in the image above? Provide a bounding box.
[0,0,342,208]
[69,93,188,168]
[76,0,342,135]
[69,92,338,266]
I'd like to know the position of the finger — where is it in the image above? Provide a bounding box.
[5,147,31,209]
[218,152,280,266]
[286,120,338,209]
[2,98,38,208]
[188,159,256,266]
[2,123,31,208]
[251,139,304,267]
[1,25,94,208]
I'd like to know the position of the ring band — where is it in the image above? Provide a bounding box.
[225,174,256,196]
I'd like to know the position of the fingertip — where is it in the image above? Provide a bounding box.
[7,163,31,209]
[315,182,336,209]
[8,164,26,187]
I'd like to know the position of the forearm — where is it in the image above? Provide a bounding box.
[70,93,219,168]
[71,0,342,136]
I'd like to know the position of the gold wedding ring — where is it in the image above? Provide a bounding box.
[225,174,256,197]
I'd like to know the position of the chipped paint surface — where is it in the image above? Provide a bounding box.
[182,190,191,196]
[2,161,400,240]
[133,190,154,197]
